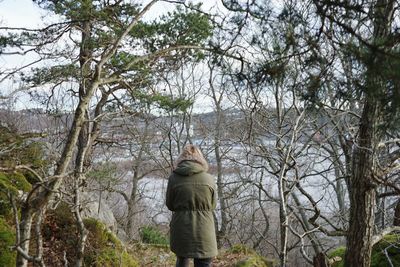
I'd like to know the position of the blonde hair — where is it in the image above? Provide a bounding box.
[175,144,208,171]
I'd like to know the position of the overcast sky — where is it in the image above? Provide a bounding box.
[0,0,222,27]
[0,0,45,28]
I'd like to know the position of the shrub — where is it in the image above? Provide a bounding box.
[139,226,169,245]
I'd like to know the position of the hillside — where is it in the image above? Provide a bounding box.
[0,201,275,267]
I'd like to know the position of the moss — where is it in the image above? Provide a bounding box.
[129,242,175,266]
[329,246,345,267]
[235,255,272,267]
[19,142,47,169]
[0,126,48,181]
[0,217,16,267]
[0,171,32,218]
[230,244,253,255]
[8,172,32,192]
[84,217,122,249]
[89,248,138,267]
[329,235,400,267]
[228,244,275,267]
[371,234,400,267]
[0,171,32,194]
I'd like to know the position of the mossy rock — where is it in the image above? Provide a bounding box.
[0,125,47,170]
[329,234,400,267]
[43,204,138,266]
[84,217,122,249]
[83,218,138,267]
[0,217,16,267]
[0,171,32,194]
[0,171,32,218]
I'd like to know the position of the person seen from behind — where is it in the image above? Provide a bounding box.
[166,144,218,267]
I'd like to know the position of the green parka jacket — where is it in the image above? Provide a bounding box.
[166,160,218,258]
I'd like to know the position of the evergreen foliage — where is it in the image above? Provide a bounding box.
[0,0,213,122]
[139,226,169,246]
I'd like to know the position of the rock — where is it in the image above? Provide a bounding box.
[81,192,117,231]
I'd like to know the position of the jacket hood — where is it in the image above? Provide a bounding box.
[175,144,209,171]
[173,160,206,176]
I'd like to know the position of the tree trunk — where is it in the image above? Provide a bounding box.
[126,178,139,238]
[215,141,228,248]
[278,197,289,267]
[393,199,400,226]
[208,65,229,248]
[74,176,89,267]
[344,99,378,267]
[313,252,329,267]
[292,192,322,255]
[16,205,33,267]
[126,118,149,239]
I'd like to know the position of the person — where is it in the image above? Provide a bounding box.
[166,144,218,267]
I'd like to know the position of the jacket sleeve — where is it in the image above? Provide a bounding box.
[211,177,218,210]
[166,177,174,211]
[211,188,217,210]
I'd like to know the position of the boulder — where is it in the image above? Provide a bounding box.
[81,192,118,231]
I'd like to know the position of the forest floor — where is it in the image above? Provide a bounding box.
[129,243,275,266]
